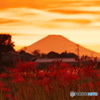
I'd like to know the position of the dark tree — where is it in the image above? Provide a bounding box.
[32,49,41,58]
[40,53,47,58]
[0,34,15,60]
[19,50,26,54]
[59,51,78,58]
[60,52,68,58]
[67,53,78,58]
[47,51,59,58]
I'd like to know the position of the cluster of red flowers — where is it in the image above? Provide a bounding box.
[0,58,100,100]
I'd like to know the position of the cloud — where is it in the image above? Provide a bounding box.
[51,19,92,25]
[11,33,45,36]
[0,7,99,33]
[49,9,100,15]
[0,0,100,11]
[0,8,38,19]
[38,23,62,29]
[0,8,42,27]
[0,0,64,9]
[37,18,92,29]
[0,18,21,25]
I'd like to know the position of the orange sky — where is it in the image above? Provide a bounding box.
[0,0,100,53]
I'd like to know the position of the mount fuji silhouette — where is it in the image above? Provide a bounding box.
[20,35,100,58]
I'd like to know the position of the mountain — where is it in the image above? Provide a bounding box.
[20,35,100,58]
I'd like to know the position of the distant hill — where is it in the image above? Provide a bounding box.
[19,35,100,58]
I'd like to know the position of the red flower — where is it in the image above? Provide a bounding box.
[97,81,100,87]
[10,96,15,100]
[5,93,11,98]
[12,73,24,83]
[40,77,51,87]
[0,73,9,78]
[2,88,11,92]
[82,67,97,78]
[0,81,5,87]
[60,63,70,69]
[88,82,94,89]
[14,61,37,73]
[81,83,87,88]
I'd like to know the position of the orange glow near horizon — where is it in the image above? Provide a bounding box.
[0,0,100,53]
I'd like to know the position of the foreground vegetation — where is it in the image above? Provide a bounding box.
[0,57,100,100]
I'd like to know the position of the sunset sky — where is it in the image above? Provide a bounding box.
[0,0,100,53]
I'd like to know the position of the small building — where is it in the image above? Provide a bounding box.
[2,51,35,62]
[2,51,21,61]
[34,58,75,63]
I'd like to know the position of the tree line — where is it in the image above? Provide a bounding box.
[30,50,78,58]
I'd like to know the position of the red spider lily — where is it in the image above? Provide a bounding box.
[62,72,79,82]
[75,67,82,75]
[97,82,100,95]
[0,57,99,100]
[14,61,37,73]
[22,72,36,78]
[88,82,94,90]
[0,73,9,78]
[59,62,70,69]
[47,59,63,71]
[82,67,97,78]
[40,77,51,87]
[47,70,59,80]
[4,93,11,98]
[87,59,97,68]
[10,68,19,73]
[74,57,80,62]
[81,83,87,89]
[97,74,100,79]
[0,81,5,87]
[2,88,11,92]
[12,77,24,83]
[37,70,47,79]
[45,85,50,93]
[81,83,94,91]
[97,82,100,87]
[10,96,16,100]
[45,85,54,93]
[11,73,25,83]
